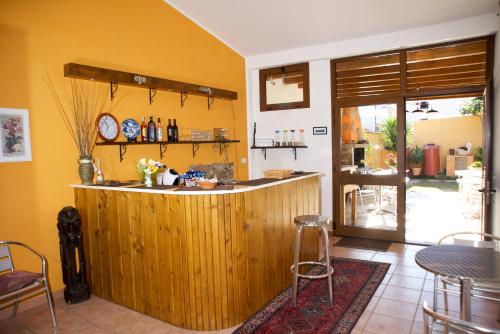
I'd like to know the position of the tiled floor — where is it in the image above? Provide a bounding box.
[1,240,499,334]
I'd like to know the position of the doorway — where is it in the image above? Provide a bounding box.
[331,36,495,243]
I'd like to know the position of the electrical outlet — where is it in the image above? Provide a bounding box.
[241,157,247,164]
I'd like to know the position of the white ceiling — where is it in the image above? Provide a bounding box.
[164,0,496,56]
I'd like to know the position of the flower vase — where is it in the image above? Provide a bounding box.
[78,156,94,185]
[144,174,153,187]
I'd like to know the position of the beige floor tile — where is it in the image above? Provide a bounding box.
[371,254,400,264]
[397,257,419,267]
[381,273,391,284]
[352,310,371,332]
[372,298,418,320]
[394,264,427,278]
[382,286,421,304]
[342,250,375,261]
[388,275,424,290]
[365,297,379,312]
[374,284,386,297]
[0,318,32,334]
[402,250,418,258]
[363,313,413,334]
[410,321,425,334]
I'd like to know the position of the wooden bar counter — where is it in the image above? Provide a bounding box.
[72,173,321,331]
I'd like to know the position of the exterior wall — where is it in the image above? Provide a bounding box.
[412,116,483,171]
[0,0,247,290]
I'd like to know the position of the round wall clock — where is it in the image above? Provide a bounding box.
[96,113,120,142]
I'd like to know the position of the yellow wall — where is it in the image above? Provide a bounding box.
[0,0,247,290]
[412,116,482,169]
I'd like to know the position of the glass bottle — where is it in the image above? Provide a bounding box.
[157,118,163,142]
[274,130,280,147]
[299,129,305,146]
[173,119,179,142]
[282,130,288,147]
[167,119,173,142]
[140,116,147,142]
[290,130,296,146]
[147,116,156,142]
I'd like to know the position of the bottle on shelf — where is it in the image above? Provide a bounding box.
[157,118,163,142]
[290,129,296,146]
[95,157,104,184]
[167,119,173,142]
[282,130,288,147]
[299,129,305,146]
[274,130,281,147]
[140,116,147,142]
[172,119,179,142]
[147,116,156,142]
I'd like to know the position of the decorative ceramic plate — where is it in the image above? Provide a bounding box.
[121,118,140,142]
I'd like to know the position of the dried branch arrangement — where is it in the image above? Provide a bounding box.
[45,77,115,157]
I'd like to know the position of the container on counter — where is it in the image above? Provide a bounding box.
[282,130,288,147]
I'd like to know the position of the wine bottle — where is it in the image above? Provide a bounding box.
[157,118,163,142]
[147,116,156,142]
[140,116,147,142]
[167,119,173,142]
[173,119,179,142]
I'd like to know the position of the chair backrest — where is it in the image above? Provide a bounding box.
[437,232,500,251]
[423,301,500,334]
[0,242,14,273]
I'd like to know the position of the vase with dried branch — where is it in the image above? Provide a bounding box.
[46,77,113,185]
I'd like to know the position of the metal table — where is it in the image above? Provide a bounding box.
[415,245,500,321]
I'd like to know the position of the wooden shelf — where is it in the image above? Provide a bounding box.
[97,140,240,161]
[64,63,237,108]
[250,145,307,160]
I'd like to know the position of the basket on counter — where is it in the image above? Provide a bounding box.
[263,169,293,179]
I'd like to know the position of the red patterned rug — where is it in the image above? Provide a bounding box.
[233,257,389,334]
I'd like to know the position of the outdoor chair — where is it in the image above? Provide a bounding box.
[348,185,377,214]
[0,241,57,327]
[423,301,500,334]
[433,232,500,313]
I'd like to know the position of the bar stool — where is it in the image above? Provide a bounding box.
[290,215,334,307]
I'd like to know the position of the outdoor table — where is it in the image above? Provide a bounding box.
[415,244,500,321]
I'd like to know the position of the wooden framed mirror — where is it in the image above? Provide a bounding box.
[259,62,310,111]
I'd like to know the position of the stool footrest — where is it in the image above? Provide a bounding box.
[290,261,334,280]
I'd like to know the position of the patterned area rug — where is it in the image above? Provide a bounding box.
[233,257,389,334]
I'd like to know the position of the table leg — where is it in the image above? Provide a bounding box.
[351,190,357,224]
[459,278,472,321]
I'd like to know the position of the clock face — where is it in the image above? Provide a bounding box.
[97,114,119,141]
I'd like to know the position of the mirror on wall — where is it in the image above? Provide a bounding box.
[259,62,310,111]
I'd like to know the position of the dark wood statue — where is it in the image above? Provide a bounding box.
[57,206,90,304]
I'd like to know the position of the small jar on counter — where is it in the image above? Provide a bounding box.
[274,130,281,146]
[282,130,288,147]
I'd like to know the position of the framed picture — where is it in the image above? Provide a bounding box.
[313,126,328,135]
[0,108,32,162]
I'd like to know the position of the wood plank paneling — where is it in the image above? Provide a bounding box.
[75,176,320,331]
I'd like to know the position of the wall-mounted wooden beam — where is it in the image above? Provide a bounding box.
[64,63,238,101]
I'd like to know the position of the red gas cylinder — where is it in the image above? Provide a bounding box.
[423,144,440,176]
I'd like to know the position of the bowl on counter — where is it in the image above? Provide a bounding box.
[197,181,217,190]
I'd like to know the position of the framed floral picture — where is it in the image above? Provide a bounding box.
[0,108,32,162]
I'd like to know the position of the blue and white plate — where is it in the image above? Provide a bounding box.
[121,119,140,142]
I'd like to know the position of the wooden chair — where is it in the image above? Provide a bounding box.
[423,301,500,334]
[434,232,500,313]
[0,241,57,327]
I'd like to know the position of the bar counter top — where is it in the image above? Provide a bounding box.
[71,172,321,195]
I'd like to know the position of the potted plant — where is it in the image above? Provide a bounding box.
[409,146,424,176]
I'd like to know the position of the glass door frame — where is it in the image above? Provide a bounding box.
[333,96,407,242]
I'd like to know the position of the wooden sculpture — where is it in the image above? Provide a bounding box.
[57,206,90,304]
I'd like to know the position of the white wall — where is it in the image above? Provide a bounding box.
[246,13,498,221]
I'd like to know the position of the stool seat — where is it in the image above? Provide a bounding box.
[291,214,334,308]
[294,215,330,227]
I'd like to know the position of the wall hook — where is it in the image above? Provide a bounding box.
[160,143,167,159]
[110,81,118,101]
[149,87,157,105]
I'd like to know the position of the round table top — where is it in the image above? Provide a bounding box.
[415,245,500,281]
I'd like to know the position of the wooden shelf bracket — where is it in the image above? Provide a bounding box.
[260,148,267,159]
[159,143,167,159]
[110,81,118,101]
[181,91,188,108]
[192,143,200,157]
[208,96,215,110]
[149,87,157,105]
[119,144,127,162]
